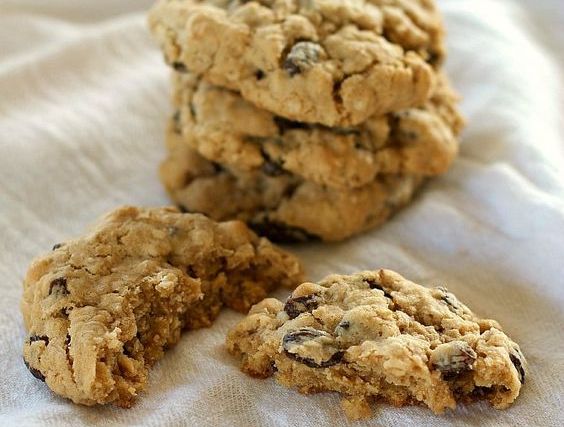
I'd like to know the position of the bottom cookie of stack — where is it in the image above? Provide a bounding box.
[160,127,424,242]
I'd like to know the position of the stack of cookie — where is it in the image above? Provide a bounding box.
[149,0,463,242]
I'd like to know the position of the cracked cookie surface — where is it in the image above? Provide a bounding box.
[21,206,303,407]
[149,0,440,126]
[226,270,527,420]
[171,71,462,190]
[160,133,423,242]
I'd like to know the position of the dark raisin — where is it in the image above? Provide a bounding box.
[436,287,462,315]
[510,352,525,384]
[255,69,265,80]
[172,61,188,73]
[283,59,300,77]
[296,351,343,368]
[59,307,72,317]
[284,294,321,319]
[186,265,197,277]
[29,335,49,345]
[431,341,477,380]
[365,278,392,298]
[52,243,64,250]
[249,220,320,243]
[282,328,343,368]
[366,278,382,290]
[442,294,461,313]
[49,277,69,295]
[283,329,322,345]
[283,42,324,77]
[261,159,285,177]
[24,359,45,382]
[65,334,71,348]
[123,346,133,357]
[332,79,343,104]
[337,320,350,330]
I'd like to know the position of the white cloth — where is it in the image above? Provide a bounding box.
[1,0,563,425]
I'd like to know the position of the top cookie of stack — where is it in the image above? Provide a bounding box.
[149,0,462,242]
[149,0,443,127]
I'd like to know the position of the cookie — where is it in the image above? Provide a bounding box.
[149,0,439,126]
[226,269,527,420]
[375,0,445,65]
[160,132,423,242]
[171,71,462,190]
[21,206,303,407]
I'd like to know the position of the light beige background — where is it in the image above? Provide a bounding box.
[0,0,563,425]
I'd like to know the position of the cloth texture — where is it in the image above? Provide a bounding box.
[1,0,563,425]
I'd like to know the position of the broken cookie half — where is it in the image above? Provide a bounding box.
[226,269,526,420]
[21,206,303,407]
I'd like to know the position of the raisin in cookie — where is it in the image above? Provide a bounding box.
[227,270,527,420]
[160,132,423,242]
[171,71,462,190]
[21,206,303,407]
[149,0,437,126]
